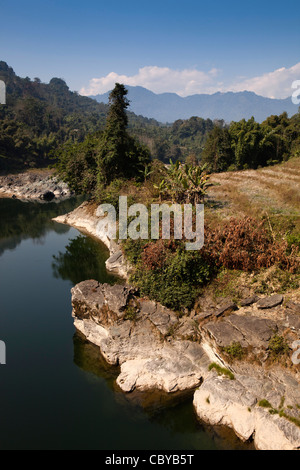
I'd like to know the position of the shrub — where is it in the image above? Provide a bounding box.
[258,399,273,409]
[130,242,213,310]
[122,238,148,265]
[123,305,138,321]
[201,217,299,273]
[123,216,299,312]
[208,362,235,380]
[223,342,245,360]
[268,334,289,358]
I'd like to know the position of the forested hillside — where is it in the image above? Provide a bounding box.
[0,61,299,175]
[0,62,160,173]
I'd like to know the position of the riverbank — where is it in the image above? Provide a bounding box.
[0,169,73,201]
[53,200,300,450]
[53,200,131,279]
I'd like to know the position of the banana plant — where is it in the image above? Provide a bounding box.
[154,159,213,204]
[139,164,154,182]
[153,179,169,202]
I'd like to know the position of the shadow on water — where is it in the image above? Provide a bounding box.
[52,234,117,285]
[73,332,255,451]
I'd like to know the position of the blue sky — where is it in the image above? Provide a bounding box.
[1,0,300,98]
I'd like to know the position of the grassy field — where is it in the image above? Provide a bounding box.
[203,158,300,302]
[207,157,300,231]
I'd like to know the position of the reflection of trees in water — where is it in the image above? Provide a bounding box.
[0,196,85,256]
[52,234,117,286]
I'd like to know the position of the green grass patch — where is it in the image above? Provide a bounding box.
[208,362,235,380]
[223,342,245,360]
[258,399,273,409]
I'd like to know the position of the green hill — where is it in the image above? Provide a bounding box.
[0,62,162,173]
[0,62,218,173]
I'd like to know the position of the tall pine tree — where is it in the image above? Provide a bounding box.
[97,83,150,185]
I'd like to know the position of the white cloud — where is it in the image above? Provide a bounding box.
[80,63,300,99]
[228,62,300,99]
[80,66,221,97]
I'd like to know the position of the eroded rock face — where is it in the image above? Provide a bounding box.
[203,320,247,348]
[194,375,257,442]
[227,315,277,349]
[0,172,73,201]
[214,301,238,317]
[193,374,300,450]
[203,311,287,352]
[240,295,260,307]
[71,278,300,450]
[71,280,209,393]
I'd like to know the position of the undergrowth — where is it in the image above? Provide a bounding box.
[122,216,299,311]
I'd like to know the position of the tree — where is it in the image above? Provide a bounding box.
[97,83,151,186]
[202,126,233,172]
[229,118,264,169]
[55,134,99,193]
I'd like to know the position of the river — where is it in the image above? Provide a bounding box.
[0,197,252,450]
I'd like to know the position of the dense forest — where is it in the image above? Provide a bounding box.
[0,61,300,176]
[202,113,300,172]
[0,62,233,173]
[0,62,159,172]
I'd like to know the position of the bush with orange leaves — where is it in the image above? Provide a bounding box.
[201,217,299,273]
[141,239,178,270]
[124,216,298,310]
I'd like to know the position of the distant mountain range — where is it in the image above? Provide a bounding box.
[90,86,299,123]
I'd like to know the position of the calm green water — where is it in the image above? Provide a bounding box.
[0,197,252,450]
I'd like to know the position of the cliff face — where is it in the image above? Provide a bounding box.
[56,201,300,450]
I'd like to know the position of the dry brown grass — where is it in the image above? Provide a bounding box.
[207,158,300,224]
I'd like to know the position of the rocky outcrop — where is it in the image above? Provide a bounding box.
[55,200,300,449]
[71,280,300,450]
[193,373,300,450]
[203,314,277,349]
[257,294,284,309]
[194,295,300,450]
[0,172,73,201]
[71,279,210,393]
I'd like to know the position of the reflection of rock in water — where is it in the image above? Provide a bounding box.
[114,384,195,414]
[73,331,119,384]
[72,332,254,450]
[199,423,256,451]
